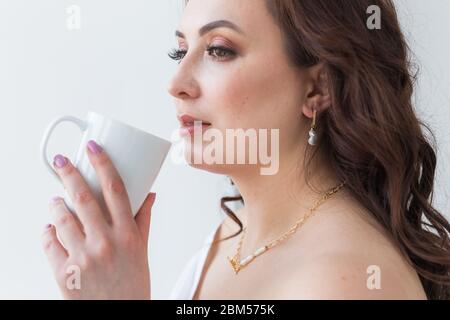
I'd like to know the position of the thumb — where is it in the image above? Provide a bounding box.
[135,192,156,244]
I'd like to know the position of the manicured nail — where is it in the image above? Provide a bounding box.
[50,196,62,205]
[149,192,157,206]
[53,154,68,168]
[44,223,52,230]
[87,140,103,154]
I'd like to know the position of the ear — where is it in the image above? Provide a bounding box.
[301,63,332,119]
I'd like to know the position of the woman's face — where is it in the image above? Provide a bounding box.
[168,0,311,175]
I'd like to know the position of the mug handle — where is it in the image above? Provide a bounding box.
[40,115,88,183]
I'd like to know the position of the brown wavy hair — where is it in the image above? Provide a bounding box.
[183,0,450,299]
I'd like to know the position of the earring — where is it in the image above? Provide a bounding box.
[308,109,318,146]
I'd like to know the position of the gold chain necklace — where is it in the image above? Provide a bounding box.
[227,181,346,274]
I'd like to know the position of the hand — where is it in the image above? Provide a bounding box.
[42,140,156,299]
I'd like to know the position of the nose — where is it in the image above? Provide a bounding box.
[167,63,200,100]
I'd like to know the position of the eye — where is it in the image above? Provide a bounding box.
[168,48,187,63]
[168,46,237,64]
[206,46,236,61]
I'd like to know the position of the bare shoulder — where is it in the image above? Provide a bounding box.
[282,192,428,300]
[285,250,427,299]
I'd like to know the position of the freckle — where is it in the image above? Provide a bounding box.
[242,96,249,107]
[341,276,347,281]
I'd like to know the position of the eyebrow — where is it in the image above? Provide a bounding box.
[175,19,244,39]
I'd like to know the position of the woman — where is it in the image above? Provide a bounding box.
[42,0,450,299]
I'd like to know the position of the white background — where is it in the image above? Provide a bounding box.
[0,0,448,299]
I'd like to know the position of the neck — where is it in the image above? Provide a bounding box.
[228,142,344,254]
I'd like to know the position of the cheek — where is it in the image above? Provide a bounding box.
[202,61,301,131]
[200,68,251,129]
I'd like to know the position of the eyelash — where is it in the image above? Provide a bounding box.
[168,46,236,63]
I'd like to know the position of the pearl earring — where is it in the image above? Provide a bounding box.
[308,109,318,146]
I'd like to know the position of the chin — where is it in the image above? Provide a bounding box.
[180,134,264,176]
[187,162,231,175]
[183,148,259,178]
[183,146,231,175]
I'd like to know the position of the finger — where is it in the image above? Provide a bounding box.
[135,192,156,244]
[85,140,133,226]
[49,196,85,252]
[42,224,68,274]
[53,154,107,235]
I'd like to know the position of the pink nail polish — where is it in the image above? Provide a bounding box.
[51,196,62,204]
[53,155,68,168]
[87,140,103,154]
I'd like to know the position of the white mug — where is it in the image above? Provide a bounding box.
[40,111,172,217]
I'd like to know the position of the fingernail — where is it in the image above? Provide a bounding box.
[149,192,157,204]
[44,223,52,230]
[50,196,62,205]
[87,140,103,154]
[53,154,68,168]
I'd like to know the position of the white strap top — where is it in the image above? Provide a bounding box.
[168,220,223,299]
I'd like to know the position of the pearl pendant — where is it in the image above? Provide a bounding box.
[308,128,317,146]
[228,245,269,275]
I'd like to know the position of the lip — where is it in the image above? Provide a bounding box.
[177,113,212,137]
[177,114,211,126]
